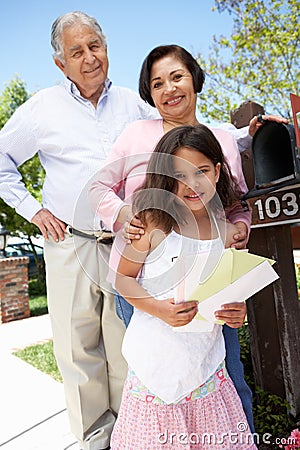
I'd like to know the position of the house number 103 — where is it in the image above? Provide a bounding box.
[254,192,299,221]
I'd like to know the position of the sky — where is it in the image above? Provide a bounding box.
[0,0,233,95]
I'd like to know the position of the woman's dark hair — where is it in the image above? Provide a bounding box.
[139,45,205,107]
[132,124,243,233]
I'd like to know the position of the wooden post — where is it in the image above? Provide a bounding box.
[231,101,300,416]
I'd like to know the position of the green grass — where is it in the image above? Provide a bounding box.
[13,340,62,383]
[28,275,48,316]
[29,295,48,316]
[17,283,61,380]
[17,291,61,382]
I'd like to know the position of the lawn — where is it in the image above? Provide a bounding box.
[13,281,61,382]
[14,340,62,383]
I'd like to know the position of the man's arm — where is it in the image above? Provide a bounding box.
[0,104,42,221]
[0,103,65,241]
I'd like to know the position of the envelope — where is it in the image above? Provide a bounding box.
[174,248,279,332]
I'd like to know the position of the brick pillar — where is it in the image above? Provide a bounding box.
[0,256,30,323]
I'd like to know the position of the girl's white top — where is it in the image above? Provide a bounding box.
[122,229,226,404]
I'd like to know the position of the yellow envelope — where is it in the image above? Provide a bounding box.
[188,248,276,303]
[174,248,279,332]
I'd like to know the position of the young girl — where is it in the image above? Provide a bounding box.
[110,125,257,449]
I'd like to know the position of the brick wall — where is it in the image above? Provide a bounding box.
[0,257,30,323]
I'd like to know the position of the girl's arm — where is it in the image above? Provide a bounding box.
[115,230,198,327]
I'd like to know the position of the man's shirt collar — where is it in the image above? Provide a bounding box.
[63,78,112,103]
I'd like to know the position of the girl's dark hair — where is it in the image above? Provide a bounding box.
[139,45,205,107]
[132,124,243,233]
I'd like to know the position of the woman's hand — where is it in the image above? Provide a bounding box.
[214,302,246,328]
[154,298,198,327]
[230,221,248,249]
[118,205,145,243]
[122,216,145,243]
[248,114,288,137]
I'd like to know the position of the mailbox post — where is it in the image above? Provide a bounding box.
[231,101,300,416]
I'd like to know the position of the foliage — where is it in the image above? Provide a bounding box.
[0,76,29,129]
[197,0,300,122]
[295,264,300,292]
[254,387,293,438]
[29,295,48,317]
[0,77,45,278]
[28,277,47,298]
[13,341,62,383]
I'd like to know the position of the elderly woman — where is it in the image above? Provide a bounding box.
[89,44,286,434]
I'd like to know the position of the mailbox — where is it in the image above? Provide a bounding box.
[244,122,300,199]
[244,93,300,200]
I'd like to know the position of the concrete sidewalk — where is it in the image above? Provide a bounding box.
[0,314,80,450]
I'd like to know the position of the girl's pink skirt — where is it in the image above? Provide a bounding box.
[111,367,257,450]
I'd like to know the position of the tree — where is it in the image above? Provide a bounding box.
[197,0,300,122]
[0,76,29,129]
[0,77,45,279]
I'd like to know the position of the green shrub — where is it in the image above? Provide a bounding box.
[295,264,300,293]
[28,277,46,297]
[28,277,48,316]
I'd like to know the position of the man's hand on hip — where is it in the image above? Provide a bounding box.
[31,208,66,241]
